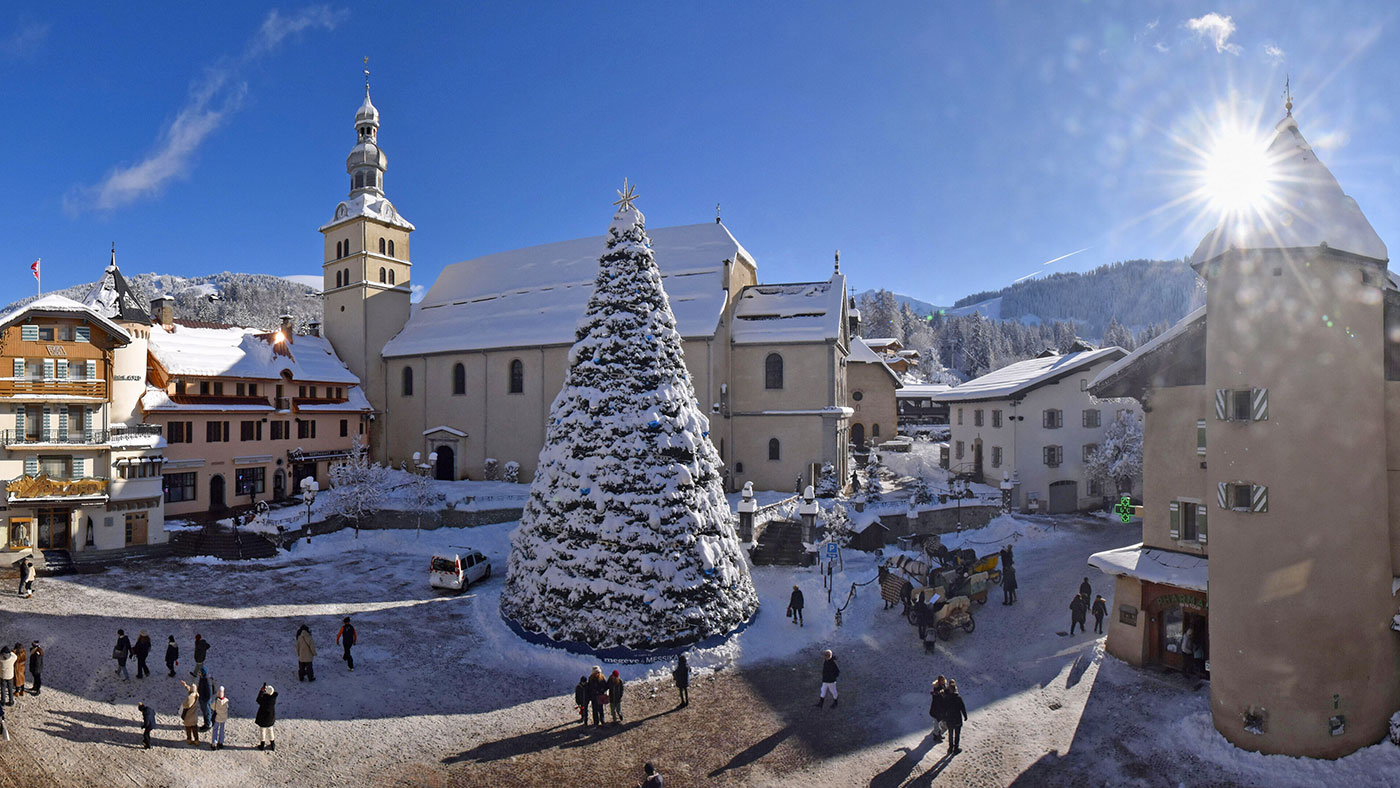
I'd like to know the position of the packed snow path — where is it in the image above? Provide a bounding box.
[1,516,1395,787]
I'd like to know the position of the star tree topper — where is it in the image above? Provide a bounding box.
[613,178,639,211]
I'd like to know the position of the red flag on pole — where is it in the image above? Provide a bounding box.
[30,259,39,280]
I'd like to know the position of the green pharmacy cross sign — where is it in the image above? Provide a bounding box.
[1114,495,1134,523]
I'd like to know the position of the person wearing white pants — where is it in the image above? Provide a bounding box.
[815,649,840,708]
[254,684,277,751]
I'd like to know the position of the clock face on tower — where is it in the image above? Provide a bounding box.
[335,203,348,220]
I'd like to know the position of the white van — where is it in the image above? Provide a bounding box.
[429,550,491,592]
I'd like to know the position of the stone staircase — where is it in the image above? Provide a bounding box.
[36,549,76,576]
[169,524,278,561]
[747,520,816,566]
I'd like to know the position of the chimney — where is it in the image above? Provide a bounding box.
[150,296,174,328]
[307,320,321,338]
[279,314,294,337]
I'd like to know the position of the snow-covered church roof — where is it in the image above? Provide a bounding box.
[149,323,360,384]
[382,222,752,357]
[320,192,415,232]
[729,274,847,345]
[931,347,1125,403]
[82,262,152,325]
[1191,115,1388,265]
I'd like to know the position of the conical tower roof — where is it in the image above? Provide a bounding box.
[82,250,152,325]
[1191,115,1387,266]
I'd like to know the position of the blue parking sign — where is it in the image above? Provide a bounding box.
[826,543,839,557]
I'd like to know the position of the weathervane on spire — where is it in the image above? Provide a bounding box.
[716,202,721,224]
[613,178,639,211]
[1284,74,1293,117]
[834,249,841,274]
[363,56,371,94]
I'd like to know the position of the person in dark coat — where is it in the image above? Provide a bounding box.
[196,667,213,730]
[607,670,625,724]
[1002,565,1018,605]
[638,762,663,788]
[672,655,690,707]
[337,617,356,671]
[254,684,277,751]
[17,558,31,598]
[815,649,840,708]
[164,636,179,677]
[573,676,589,724]
[788,585,805,626]
[928,676,948,742]
[999,545,1014,570]
[1069,594,1088,635]
[132,631,152,679]
[191,634,210,677]
[1079,577,1092,600]
[114,629,132,680]
[137,702,156,749]
[943,679,968,754]
[586,666,608,726]
[1091,595,1108,634]
[27,642,42,696]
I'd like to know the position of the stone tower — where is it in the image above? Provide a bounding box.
[1193,112,1400,757]
[320,76,414,460]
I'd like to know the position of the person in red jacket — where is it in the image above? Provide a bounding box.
[336,617,357,671]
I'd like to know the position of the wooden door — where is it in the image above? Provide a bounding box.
[37,509,70,549]
[125,511,148,546]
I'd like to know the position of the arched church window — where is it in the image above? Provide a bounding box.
[379,238,386,254]
[379,267,387,284]
[402,366,414,396]
[388,270,395,285]
[343,268,350,285]
[336,241,343,259]
[765,354,784,390]
[768,438,781,461]
[335,270,343,288]
[354,172,365,190]
[509,360,524,394]
[388,240,395,257]
[452,363,466,395]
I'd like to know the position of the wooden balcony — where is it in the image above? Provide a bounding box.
[0,378,106,399]
[6,474,109,501]
[0,429,109,447]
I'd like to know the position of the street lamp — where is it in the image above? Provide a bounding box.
[300,476,319,544]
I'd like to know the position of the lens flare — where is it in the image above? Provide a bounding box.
[1197,126,1275,217]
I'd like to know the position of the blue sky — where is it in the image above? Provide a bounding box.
[8,2,1400,306]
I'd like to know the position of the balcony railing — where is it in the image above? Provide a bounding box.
[0,429,109,447]
[110,423,163,438]
[6,474,109,500]
[0,378,106,398]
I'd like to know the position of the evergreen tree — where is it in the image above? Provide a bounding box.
[1086,411,1144,495]
[863,453,884,502]
[500,186,758,651]
[815,461,840,498]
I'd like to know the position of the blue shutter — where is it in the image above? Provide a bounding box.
[86,360,97,385]
[20,325,38,342]
[1197,506,1208,544]
[24,456,38,476]
[57,407,69,439]
[85,407,94,441]
[14,407,24,436]
[42,359,54,380]
[1169,501,1180,539]
[41,407,51,441]
[75,325,90,343]
[56,359,68,380]
[11,358,23,378]
[73,456,87,479]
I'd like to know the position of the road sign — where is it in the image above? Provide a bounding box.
[826,543,839,557]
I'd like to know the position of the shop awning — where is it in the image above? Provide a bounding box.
[1088,543,1208,593]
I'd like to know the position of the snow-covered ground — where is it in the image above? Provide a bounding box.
[2,515,1395,787]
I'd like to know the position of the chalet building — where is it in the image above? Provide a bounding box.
[846,337,902,450]
[1088,110,1400,758]
[321,83,861,492]
[896,383,952,426]
[932,344,1138,512]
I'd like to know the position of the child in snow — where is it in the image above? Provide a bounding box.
[815,649,840,708]
[165,636,178,677]
[672,655,689,708]
[574,676,589,724]
[255,684,278,751]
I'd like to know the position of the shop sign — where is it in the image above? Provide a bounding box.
[1152,593,1208,612]
[1118,605,1138,626]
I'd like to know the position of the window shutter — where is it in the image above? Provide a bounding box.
[42,359,54,380]
[73,456,87,479]
[1043,446,1051,465]
[1197,506,1208,543]
[1215,389,1227,420]
[85,407,94,440]
[24,456,38,476]
[20,325,38,342]
[86,360,97,381]
[41,406,51,440]
[12,358,23,378]
[1252,388,1268,421]
[1169,501,1180,539]
[1251,484,1268,512]
[56,359,68,380]
[14,407,24,435]
[75,325,90,343]
[1217,482,1228,510]
[57,407,69,439]
[1196,419,1207,456]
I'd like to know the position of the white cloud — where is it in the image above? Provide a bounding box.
[1186,13,1242,55]
[69,6,345,214]
[1311,130,1350,150]
[1263,44,1285,62]
[410,284,426,304]
[1155,42,1170,53]
[2,20,49,58]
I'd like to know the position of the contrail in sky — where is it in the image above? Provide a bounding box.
[1012,246,1091,283]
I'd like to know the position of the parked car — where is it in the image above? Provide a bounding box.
[429,550,491,592]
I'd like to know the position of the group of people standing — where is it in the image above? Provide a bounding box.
[0,639,43,739]
[573,666,626,726]
[928,675,969,755]
[1068,577,1108,635]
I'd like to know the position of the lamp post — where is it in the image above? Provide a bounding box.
[300,477,319,544]
[951,476,969,532]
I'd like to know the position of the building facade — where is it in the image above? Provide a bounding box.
[1089,112,1400,758]
[846,337,902,450]
[933,346,1138,512]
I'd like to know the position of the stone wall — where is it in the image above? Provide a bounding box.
[852,504,1002,544]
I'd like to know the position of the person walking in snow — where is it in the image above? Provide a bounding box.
[0,647,14,706]
[672,655,690,707]
[164,636,179,677]
[608,670,625,724]
[12,643,25,698]
[1079,577,1092,601]
[254,684,277,751]
[586,666,608,726]
[114,629,132,680]
[1069,594,1087,636]
[815,649,840,708]
[574,675,589,724]
[336,617,356,671]
[178,679,201,745]
[928,675,948,742]
[191,634,210,677]
[132,631,152,679]
[1002,564,1018,605]
[1091,595,1108,634]
[209,686,229,750]
[295,624,316,682]
[17,557,31,598]
[196,667,213,731]
[137,701,156,749]
[943,679,968,755]
[788,585,805,627]
[26,642,42,696]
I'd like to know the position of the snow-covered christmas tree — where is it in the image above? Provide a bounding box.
[500,182,758,651]
[1086,410,1143,495]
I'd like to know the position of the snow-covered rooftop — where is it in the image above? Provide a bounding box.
[320,191,415,232]
[83,263,152,325]
[730,275,845,345]
[1088,543,1208,592]
[1191,115,1388,265]
[846,337,903,386]
[383,222,751,357]
[931,347,1125,403]
[0,294,131,343]
[1090,306,1207,395]
[149,324,359,384]
[897,384,953,399]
